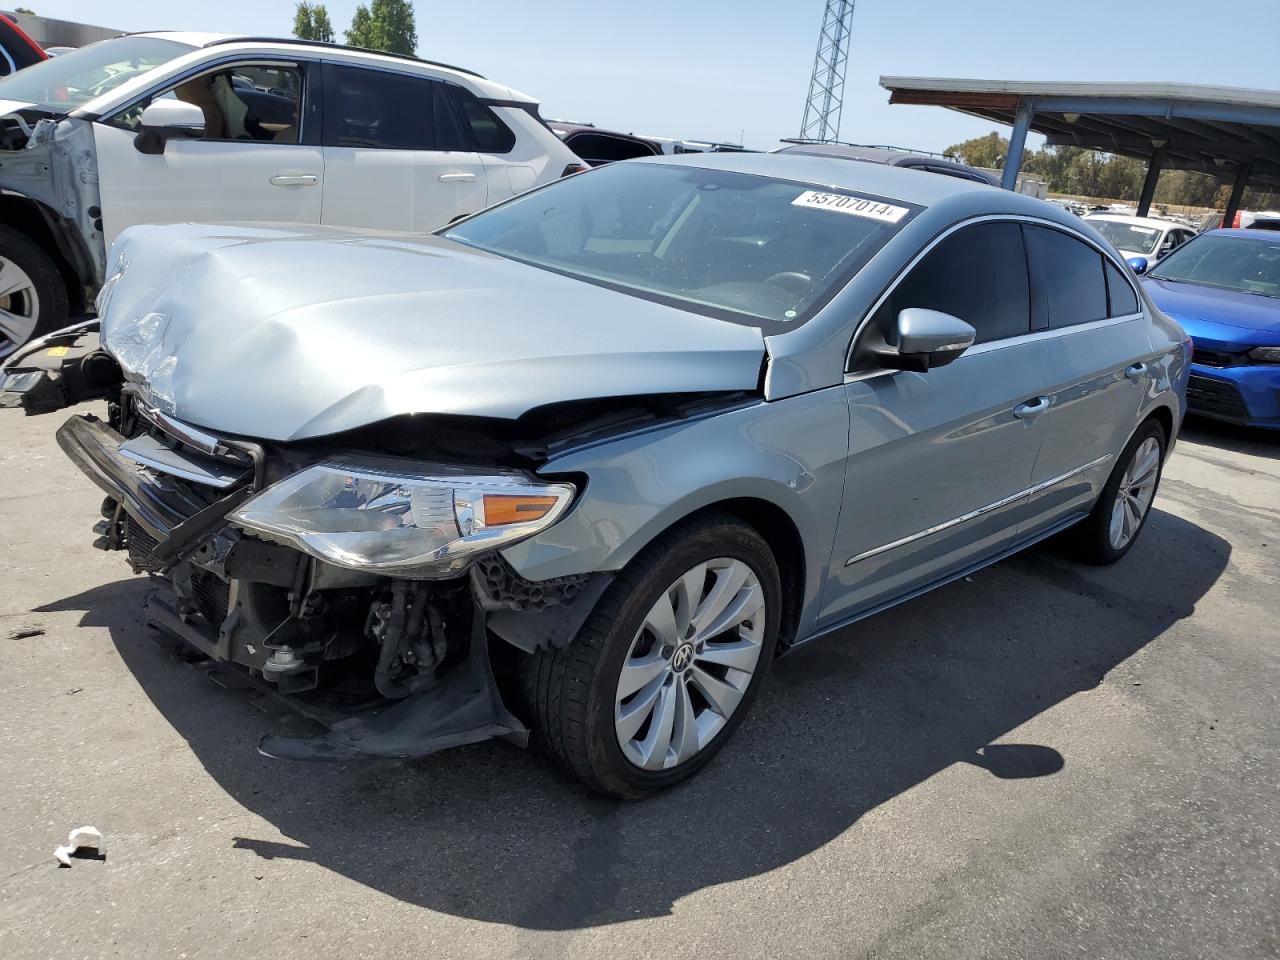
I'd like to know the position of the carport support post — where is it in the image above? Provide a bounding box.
[1001,97,1034,191]
[1222,162,1252,227]
[1136,142,1167,217]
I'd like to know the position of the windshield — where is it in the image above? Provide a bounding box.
[0,37,194,112]
[1090,219,1161,255]
[444,161,917,329]
[1150,234,1280,298]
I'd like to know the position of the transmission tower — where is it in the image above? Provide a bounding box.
[799,0,856,142]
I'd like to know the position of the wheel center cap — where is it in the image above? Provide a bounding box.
[671,643,694,673]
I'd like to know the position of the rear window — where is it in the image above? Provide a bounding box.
[444,161,919,331]
[1025,225,1108,329]
[324,64,439,150]
[449,86,515,153]
[1105,260,1140,317]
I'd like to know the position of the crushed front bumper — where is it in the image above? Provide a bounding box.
[55,411,530,762]
[55,413,253,565]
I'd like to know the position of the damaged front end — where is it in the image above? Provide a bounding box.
[56,389,620,762]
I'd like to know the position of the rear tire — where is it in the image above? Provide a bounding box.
[522,512,781,799]
[1068,418,1167,565]
[0,225,69,360]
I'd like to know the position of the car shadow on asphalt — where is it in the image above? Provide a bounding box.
[39,507,1228,930]
[1180,415,1280,458]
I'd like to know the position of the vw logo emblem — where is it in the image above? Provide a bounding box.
[671,643,694,672]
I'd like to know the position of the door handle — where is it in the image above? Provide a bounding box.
[438,172,477,183]
[1013,396,1051,419]
[1124,362,1148,381]
[269,174,318,186]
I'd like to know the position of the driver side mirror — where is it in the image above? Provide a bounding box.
[133,100,205,155]
[1126,256,1149,275]
[876,307,977,373]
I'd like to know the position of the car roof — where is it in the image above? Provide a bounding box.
[641,150,1002,206]
[1202,227,1280,242]
[131,31,489,84]
[1085,214,1181,230]
[775,141,995,181]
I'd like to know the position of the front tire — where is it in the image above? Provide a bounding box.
[1069,419,1167,565]
[523,512,781,798]
[0,226,69,360]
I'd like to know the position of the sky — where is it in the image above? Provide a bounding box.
[28,0,1280,152]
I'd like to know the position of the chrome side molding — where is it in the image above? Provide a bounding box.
[845,454,1113,566]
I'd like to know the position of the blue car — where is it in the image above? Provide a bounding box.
[1140,229,1280,430]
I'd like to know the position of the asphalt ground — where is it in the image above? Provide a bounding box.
[1,404,1276,959]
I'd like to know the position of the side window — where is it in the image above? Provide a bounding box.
[1024,225,1108,329]
[883,221,1031,345]
[449,86,516,153]
[324,65,441,150]
[1105,260,1140,317]
[110,63,304,144]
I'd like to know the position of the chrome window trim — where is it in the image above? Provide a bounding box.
[843,311,1144,383]
[844,213,1145,374]
[844,453,1113,566]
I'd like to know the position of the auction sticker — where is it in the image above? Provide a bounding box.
[792,190,909,223]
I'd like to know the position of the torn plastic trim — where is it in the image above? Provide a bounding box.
[259,604,527,762]
[0,319,119,413]
[55,413,251,566]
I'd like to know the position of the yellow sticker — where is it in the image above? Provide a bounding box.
[46,346,70,357]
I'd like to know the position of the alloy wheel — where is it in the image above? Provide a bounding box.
[1109,436,1161,550]
[614,558,766,770]
[0,256,40,360]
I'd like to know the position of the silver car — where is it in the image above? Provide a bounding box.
[48,154,1189,797]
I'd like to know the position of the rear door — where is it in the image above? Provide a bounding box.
[1017,224,1151,540]
[318,63,486,231]
[821,220,1050,625]
[94,59,324,247]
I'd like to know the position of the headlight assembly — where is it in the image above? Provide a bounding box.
[229,461,575,577]
[1247,346,1280,364]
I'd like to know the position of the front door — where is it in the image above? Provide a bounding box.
[94,60,324,247]
[821,221,1050,625]
[318,63,486,232]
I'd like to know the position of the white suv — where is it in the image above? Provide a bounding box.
[0,32,582,356]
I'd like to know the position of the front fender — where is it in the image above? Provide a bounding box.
[500,387,851,639]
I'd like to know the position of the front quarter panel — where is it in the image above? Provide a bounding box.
[500,389,852,641]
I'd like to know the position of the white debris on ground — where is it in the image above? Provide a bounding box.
[53,826,104,867]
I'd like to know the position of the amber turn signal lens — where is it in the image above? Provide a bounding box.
[481,494,561,526]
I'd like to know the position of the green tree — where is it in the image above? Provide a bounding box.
[345,0,418,55]
[944,132,1008,169]
[293,2,335,43]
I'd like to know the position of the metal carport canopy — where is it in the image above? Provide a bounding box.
[879,77,1280,219]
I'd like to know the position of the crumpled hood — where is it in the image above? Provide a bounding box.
[99,223,766,441]
[1142,277,1280,347]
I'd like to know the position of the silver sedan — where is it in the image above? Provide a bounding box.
[48,153,1189,797]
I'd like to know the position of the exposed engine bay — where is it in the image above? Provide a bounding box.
[55,379,752,761]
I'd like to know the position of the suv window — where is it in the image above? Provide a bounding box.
[882,221,1031,345]
[1105,260,1140,316]
[449,86,516,153]
[324,65,443,150]
[1025,225,1108,329]
[111,63,304,144]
